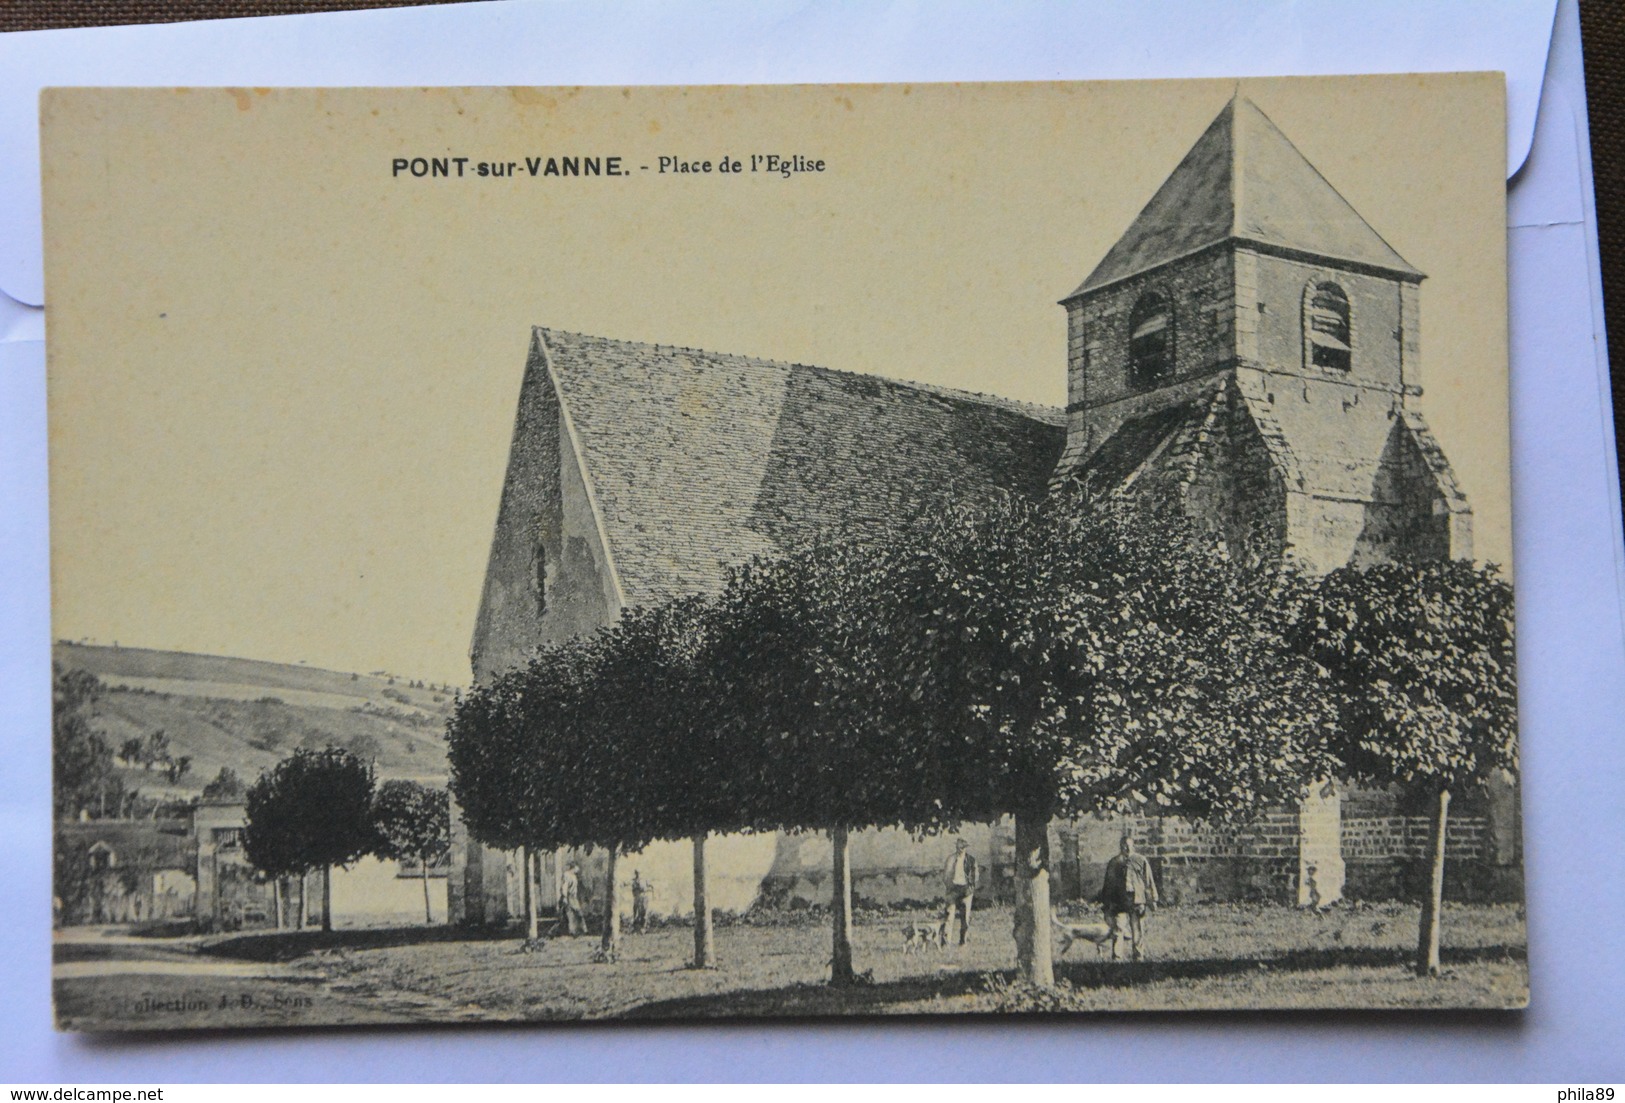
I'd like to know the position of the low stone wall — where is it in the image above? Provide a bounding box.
[1072,814,1304,905]
[1341,814,1520,903]
[459,803,1521,925]
[1342,814,1488,861]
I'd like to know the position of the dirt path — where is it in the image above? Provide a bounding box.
[52,925,491,1029]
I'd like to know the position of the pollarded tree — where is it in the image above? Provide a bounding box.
[592,597,745,969]
[243,746,378,932]
[707,533,965,985]
[446,653,569,940]
[448,638,645,959]
[372,780,451,924]
[892,493,1339,984]
[1291,559,1516,977]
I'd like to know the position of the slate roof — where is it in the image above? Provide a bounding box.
[1068,96,1423,298]
[1065,382,1229,498]
[537,329,1066,606]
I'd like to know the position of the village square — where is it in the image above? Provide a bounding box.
[48,86,1524,1028]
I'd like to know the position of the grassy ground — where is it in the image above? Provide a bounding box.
[196,901,1527,1022]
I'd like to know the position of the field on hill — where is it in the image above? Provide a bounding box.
[54,643,456,793]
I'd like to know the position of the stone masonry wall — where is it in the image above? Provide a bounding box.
[1244,250,1409,391]
[1064,246,1235,460]
[1177,382,1290,565]
[1353,419,1456,566]
[1341,814,1519,902]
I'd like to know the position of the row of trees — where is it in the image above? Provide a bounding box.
[242,747,450,929]
[449,494,1516,983]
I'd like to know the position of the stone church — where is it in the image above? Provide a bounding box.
[450,96,1506,926]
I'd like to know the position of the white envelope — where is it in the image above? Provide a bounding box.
[3,0,1620,1080]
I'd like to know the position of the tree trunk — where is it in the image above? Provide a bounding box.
[521,845,537,939]
[297,871,308,929]
[1012,810,1055,986]
[273,877,285,930]
[532,851,545,932]
[421,857,433,925]
[1416,786,1451,978]
[599,848,621,961]
[830,825,856,985]
[692,832,714,969]
[321,864,333,933]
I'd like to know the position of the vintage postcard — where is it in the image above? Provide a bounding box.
[43,75,1521,1030]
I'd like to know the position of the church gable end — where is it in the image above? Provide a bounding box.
[469,332,619,683]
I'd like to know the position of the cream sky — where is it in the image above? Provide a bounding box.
[42,76,1508,687]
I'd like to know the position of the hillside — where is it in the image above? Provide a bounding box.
[54,643,457,797]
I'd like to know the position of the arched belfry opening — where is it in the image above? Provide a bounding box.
[1128,291,1173,390]
[1304,281,1352,373]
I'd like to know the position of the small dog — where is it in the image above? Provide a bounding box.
[1051,911,1117,959]
[902,919,948,955]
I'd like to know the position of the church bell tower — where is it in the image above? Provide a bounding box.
[1053,96,1471,573]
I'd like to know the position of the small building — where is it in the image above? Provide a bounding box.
[54,820,196,926]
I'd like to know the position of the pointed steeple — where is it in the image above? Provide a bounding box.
[1066,96,1422,298]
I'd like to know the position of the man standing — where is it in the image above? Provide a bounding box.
[1101,833,1158,960]
[942,838,978,946]
[630,870,652,933]
[559,861,584,936]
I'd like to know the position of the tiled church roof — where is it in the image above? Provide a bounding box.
[538,329,1066,605]
[1068,96,1423,297]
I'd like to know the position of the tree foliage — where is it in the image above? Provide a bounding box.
[448,642,604,856]
[243,746,378,881]
[202,767,247,801]
[372,779,451,869]
[705,533,949,838]
[1290,559,1517,977]
[447,491,1357,984]
[1292,560,1517,790]
[847,492,1337,981]
[373,779,451,924]
[775,493,1340,829]
[52,665,119,820]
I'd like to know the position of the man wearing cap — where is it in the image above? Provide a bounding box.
[1101,833,1158,960]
